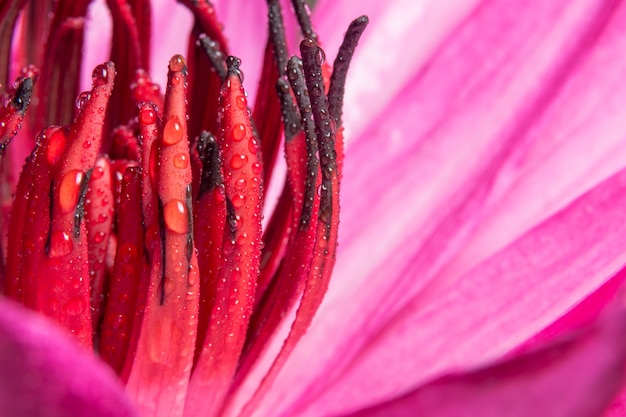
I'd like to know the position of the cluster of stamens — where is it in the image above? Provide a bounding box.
[0,0,366,415]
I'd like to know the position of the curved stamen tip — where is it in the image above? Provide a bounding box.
[226,56,244,80]
[12,77,34,113]
[168,54,187,73]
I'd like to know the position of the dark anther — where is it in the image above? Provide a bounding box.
[73,168,93,238]
[300,39,336,232]
[328,16,369,126]
[267,0,289,77]
[186,184,194,264]
[44,183,54,256]
[286,57,319,230]
[275,78,301,141]
[226,56,244,80]
[12,77,34,113]
[197,131,223,197]
[291,0,317,41]
[199,34,228,81]
[226,197,237,239]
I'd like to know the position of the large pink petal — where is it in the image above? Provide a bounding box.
[0,297,137,417]
[263,165,626,417]
[246,0,626,414]
[342,301,626,417]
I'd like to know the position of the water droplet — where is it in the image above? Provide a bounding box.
[59,169,84,213]
[119,243,138,264]
[251,162,262,174]
[248,138,258,154]
[49,231,73,257]
[230,154,248,169]
[231,193,245,208]
[235,178,246,190]
[169,55,186,72]
[231,124,246,141]
[47,129,67,165]
[92,64,109,87]
[92,231,106,244]
[163,199,189,234]
[75,91,91,110]
[140,107,156,125]
[163,115,184,145]
[173,153,189,169]
[92,165,105,179]
[83,140,92,149]
[236,233,248,246]
[172,75,181,85]
[64,297,86,316]
[236,95,247,110]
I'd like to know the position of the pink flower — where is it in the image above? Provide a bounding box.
[2,0,626,416]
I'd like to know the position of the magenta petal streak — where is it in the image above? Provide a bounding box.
[0,298,137,417]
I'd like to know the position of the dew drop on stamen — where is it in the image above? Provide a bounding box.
[59,169,84,213]
[232,193,245,208]
[140,107,156,125]
[92,231,106,244]
[230,154,248,169]
[75,91,91,110]
[232,124,246,141]
[251,162,262,175]
[235,178,246,190]
[173,153,189,169]
[92,165,105,179]
[169,55,186,73]
[163,115,184,145]
[47,129,67,165]
[164,199,189,234]
[236,95,247,110]
[64,297,86,316]
[49,231,74,257]
[248,138,258,154]
[92,64,109,87]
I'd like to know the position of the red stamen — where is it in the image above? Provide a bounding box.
[185,56,263,417]
[125,56,199,417]
[84,157,115,331]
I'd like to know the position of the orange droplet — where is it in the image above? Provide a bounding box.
[231,193,245,208]
[236,95,247,110]
[49,231,74,257]
[163,115,184,145]
[230,154,248,169]
[169,55,186,72]
[163,199,188,234]
[59,169,84,213]
[231,124,246,141]
[140,107,156,125]
[47,129,67,165]
[173,153,189,169]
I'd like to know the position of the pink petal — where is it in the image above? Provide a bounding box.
[244,1,626,415]
[259,165,626,417]
[341,301,626,417]
[0,297,137,417]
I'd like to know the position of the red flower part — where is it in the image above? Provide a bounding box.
[36,1,91,132]
[6,62,115,349]
[131,69,164,112]
[125,55,199,417]
[0,0,27,86]
[0,75,33,155]
[84,156,115,329]
[185,56,263,417]
[110,124,141,161]
[100,166,145,379]
[4,126,62,302]
[182,0,229,141]
[193,131,226,366]
[105,0,151,142]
